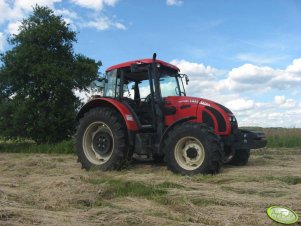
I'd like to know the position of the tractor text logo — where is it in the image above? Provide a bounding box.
[200,101,210,106]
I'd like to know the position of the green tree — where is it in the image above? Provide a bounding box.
[0,6,100,143]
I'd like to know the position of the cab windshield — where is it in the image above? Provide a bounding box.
[160,74,185,97]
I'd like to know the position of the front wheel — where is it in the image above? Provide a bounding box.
[164,123,223,175]
[227,149,250,166]
[76,107,129,170]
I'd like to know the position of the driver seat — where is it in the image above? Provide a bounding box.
[121,100,154,132]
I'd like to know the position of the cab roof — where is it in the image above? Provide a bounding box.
[106,58,180,72]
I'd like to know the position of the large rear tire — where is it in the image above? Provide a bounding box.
[227,149,250,166]
[76,107,129,170]
[164,123,223,175]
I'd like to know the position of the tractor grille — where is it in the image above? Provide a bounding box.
[205,106,226,132]
[202,111,215,129]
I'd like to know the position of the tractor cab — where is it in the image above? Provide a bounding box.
[97,56,189,132]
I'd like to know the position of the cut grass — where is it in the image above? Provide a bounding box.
[191,197,240,207]
[221,186,286,197]
[0,150,300,226]
[86,178,169,200]
[83,178,187,208]
[265,175,301,185]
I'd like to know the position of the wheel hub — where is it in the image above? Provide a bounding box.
[186,147,198,159]
[92,132,112,155]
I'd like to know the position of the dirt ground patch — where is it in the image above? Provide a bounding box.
[0,148,300,226]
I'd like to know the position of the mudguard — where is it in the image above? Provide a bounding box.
[76,98,139,131]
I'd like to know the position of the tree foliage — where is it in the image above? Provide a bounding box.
[0,6,100,143]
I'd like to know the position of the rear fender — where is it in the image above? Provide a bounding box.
[76,98,139,131]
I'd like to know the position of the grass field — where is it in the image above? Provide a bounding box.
[263,128,301,148]
[0,148,300,225]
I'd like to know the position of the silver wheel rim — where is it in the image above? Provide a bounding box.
[174,136,205,171]
[82,121,114,165]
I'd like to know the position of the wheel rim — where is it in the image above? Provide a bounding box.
[174,136,205,171]
[82,121,114,165]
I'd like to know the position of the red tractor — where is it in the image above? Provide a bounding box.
[76,54,266,175]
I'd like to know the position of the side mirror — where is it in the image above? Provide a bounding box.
[185,75,189,85]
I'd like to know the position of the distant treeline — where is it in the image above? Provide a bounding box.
[242,127,301,148]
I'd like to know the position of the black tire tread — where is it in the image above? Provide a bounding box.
[164,122,223,175]
[75,107,129,170]
[227,149,250,166]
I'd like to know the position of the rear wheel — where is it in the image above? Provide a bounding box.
[164,123,223,175]
[76,107,129,170]
[227,149,250,166]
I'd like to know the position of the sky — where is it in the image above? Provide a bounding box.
[0,0,301,128]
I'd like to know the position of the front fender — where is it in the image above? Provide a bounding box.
[158,116,196,154]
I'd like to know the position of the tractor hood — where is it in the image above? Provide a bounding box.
[164,96,236,135]
[165,96,234,115]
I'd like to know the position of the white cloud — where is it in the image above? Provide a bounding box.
[14,0,61,11]
[170,59,222,97]
[274,95,285,105]
[170,59,219,77]
[216,58,301,92]
[0,0,125,47]
[215,64,277,92]
[166,0,183,6]
[55,8,78,20]
[0,0,62,36]
[6,21,22,35]
[114,22,126,30]
[0,1,10,25]
[274,96,296,108]
[170,58,301,127]
[0,32,5,51]
[80,16,126,31]
[228,64,276,84]
[71,0,118,11]
[286,58,301,74]
[225,98,255,111]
